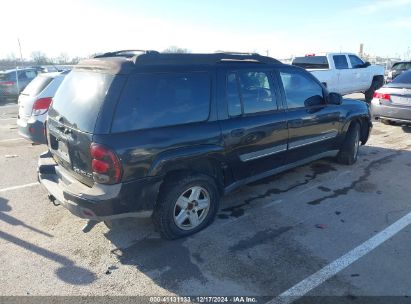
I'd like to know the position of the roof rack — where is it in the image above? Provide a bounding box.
[132,52,281,65]
[93,50,160,59]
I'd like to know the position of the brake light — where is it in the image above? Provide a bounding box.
[305,53,315,57]
[32,97,52,116]
[0,81,15,86]
[90,143,122,184]
[373,92,391,101]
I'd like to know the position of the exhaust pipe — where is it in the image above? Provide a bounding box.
[82,220,99,233]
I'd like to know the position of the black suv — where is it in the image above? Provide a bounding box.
[38,50,372,239]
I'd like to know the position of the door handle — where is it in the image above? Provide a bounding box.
[231,129,245,137]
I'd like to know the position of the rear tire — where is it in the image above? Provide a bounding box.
[152,173,220,240]
[337,122,361,165]
[364,77,384,103]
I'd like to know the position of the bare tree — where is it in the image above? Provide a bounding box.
[162,46,190,53]
[57,52,70,64]
[31,51,49,65]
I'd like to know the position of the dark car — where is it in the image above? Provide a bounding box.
[386,61,411,83]
[0,68,40,103]
[371,70,411,125]
[38,51,372,239]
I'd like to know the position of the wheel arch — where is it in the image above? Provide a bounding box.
[342,116,371,145]
[148,145,228,194]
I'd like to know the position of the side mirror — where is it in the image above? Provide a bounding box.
[361,62,371,68]
[304,95,325,107]
[327,92,342,105]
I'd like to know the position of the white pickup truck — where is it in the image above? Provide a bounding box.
[292,53,385,102]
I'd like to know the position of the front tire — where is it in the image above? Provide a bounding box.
[337,122,361,165]
[152,174,220,240]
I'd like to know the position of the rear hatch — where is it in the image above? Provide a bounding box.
[18,75,54,118]
[47,69,117,187]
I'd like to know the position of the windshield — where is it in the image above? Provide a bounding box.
[21,75,53,96]
[392,62,411,70]
[48,70,114,133]
[292,56,329,69]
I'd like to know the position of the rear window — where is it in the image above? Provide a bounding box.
[0,72,14,81]
[292,56,329,69]
[392,70,411,84]
[111,72,210,132]
[21,75,53,96]
[49,70,114,132]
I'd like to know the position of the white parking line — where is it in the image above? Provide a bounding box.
[0,182,39,193]
[0,138,23,143]
[268,211,411,304]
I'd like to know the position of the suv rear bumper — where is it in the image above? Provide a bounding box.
[38,151,161,220]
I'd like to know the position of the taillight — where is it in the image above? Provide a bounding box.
[0,81,15,87]
[90,143,122,184]
[32,97,52,116]
[373,92,391,101]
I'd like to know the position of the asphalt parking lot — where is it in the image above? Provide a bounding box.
[0,94,411,303]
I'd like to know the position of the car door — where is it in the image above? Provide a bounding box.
[218,67,288,182]
[348,55,368,91]
[278,66,341,164]
[333,54,352,94]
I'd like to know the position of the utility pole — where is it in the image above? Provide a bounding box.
[17,38,23,66]
[15,38,24,93]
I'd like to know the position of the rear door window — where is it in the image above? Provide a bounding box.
[238,71,277,114]
[333,55,349,69]
[112,72,210,132]
[21,75,53,96]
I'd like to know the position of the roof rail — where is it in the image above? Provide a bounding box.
[132,52,281,65]
[94,50,160,59]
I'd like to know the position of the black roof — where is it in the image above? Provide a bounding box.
[76,50,283,74]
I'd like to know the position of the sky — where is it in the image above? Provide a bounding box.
[1,0,411,60]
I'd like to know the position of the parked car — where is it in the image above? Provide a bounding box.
[386,61,411,83]
[292,53,385,102]
[17,71,69,144]
[38,51,372,239]
[0,68,40,103]
[371,70,411,125]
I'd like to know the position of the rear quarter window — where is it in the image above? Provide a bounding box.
[111,72,211,132]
